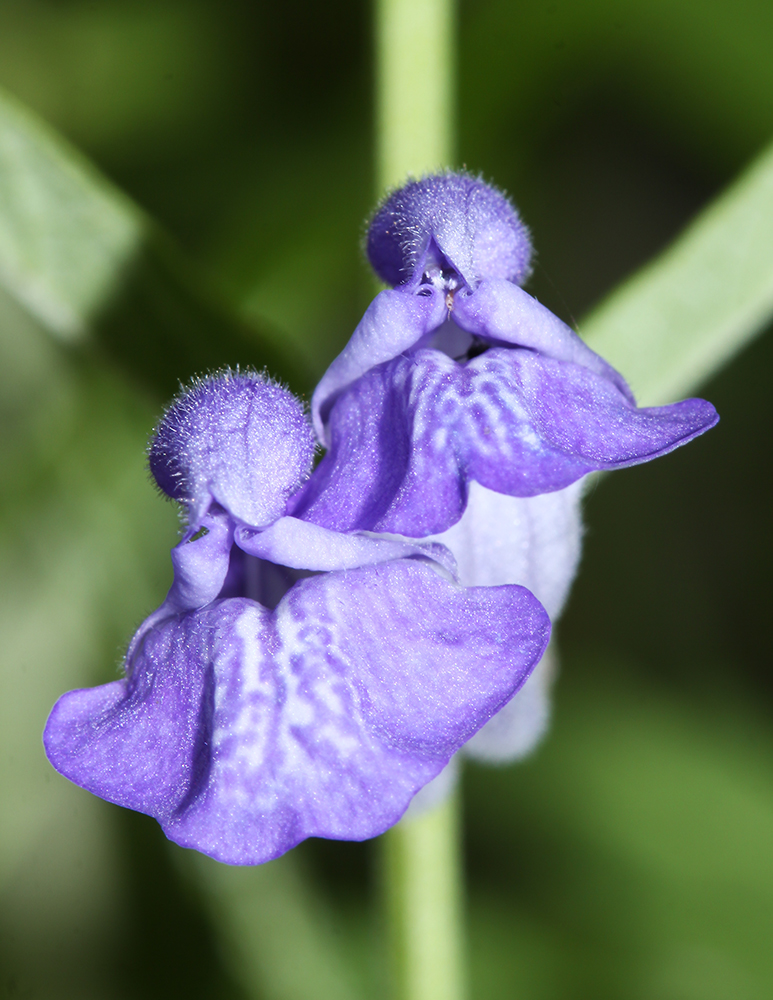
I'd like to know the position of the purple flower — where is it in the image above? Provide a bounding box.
[292,172,718,538]
[44,371,550,864]
[288,172,719,762]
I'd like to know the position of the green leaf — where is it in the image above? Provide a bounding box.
[0,86,309,398]
[582,139,773,405]
[0,288,177,991]
[0,89,138,340]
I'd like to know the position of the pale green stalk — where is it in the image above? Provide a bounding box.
[382,793,466,1000]
[375,4,464,998]
[375,0,455,191]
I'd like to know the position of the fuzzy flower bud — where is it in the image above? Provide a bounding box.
[367,171,533,289]
[149,370,315,528]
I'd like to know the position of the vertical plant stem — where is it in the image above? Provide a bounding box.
[375,0,455,190]
[382,792,466,1000]
[375,3,463,997]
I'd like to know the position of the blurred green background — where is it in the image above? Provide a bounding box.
[1,1,772,997]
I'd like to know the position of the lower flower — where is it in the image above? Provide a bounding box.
[45,548,549,864]
[43,371,551,864]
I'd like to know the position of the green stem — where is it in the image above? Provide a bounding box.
[375,0,455,190]
[382,792,466,1000]
[375,2,463,996]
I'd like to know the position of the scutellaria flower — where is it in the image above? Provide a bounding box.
[44,371,551,864]
[291,172,719,761]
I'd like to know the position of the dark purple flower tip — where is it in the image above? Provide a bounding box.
[366,172,532,289]
[149,370,315,528]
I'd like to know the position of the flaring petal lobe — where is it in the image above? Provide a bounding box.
[294,348,718,536]
[44,561,549,864]
[235,516,458,578]
[43,612,214,819]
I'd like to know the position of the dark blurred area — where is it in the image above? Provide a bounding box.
[1,0,772,997]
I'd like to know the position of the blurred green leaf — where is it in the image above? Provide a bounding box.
[0,85,309,398]
[465,663,773,999]
[0,86,138,342]
[0,283,178,992]
[0,0,237,160]
[582,139,773,405]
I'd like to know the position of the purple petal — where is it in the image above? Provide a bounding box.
[311,287,446,442]
[44,611,214,819]
[149,370,315,527]
[428,484,581,764]
[44,561,549,864]
[294,348,718,536]
[310,277,633,443]
[122,510,235,666]
[452,279,634,401]
[235,516,458,579]
[168,510,235,611]
[463,647,556,763]
[367,173,533,288]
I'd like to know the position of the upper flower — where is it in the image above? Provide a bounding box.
[291,173,719,537]
[44,371,550,864]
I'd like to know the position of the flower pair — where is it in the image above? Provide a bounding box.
[44,173,718,864]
